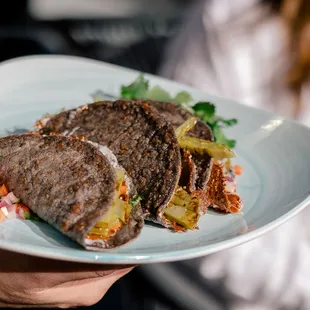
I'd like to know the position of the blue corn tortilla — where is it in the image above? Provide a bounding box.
[0,134,143,250]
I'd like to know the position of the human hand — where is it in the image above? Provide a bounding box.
[0,249,133,308]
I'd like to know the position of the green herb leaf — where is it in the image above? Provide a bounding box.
[24,212,31,220]
[192,102,237,147]
[24,210,41,222]
[30,214,41,222]
[146,86,172,102]
[192,102,216,122]
[130,194,143,208]
[121,74,149,99]
[212,124,236,148]
[218,118,238,127]
[118,74,238,148]
[173,91,193,105]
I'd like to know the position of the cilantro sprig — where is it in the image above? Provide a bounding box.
[129,194,143,209]
[91,74,237,147]
[120,74,238,147]
[121,74,149,100]
[192,103,237,148]
[121,74,193,109]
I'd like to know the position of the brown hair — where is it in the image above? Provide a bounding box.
[278,0,310,115]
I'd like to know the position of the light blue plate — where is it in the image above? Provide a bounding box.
[0,55,309,264]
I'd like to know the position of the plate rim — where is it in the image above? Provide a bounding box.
[0,196,308,264]
[0,54,309,264]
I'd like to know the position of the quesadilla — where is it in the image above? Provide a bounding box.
[146,100,214,192]
[147,100,243,214]
[0,134,143,250]
[38,101,202,231]
[38,100,238,231]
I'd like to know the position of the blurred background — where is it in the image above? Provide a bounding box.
[3,1,310,310]
[0,0,188,74]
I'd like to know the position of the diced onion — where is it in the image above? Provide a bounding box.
[1,207,8,217]
[7,212,17,220]
[0,190,31,222]
[0,199,11,209]
[6,192,18,204]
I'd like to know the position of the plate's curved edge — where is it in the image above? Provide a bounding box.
[0,54,294,111]
[0,195,308,264]
[0,54,309,264]
[2,54,310,132]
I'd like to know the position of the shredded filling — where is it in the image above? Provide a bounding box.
[0,170,133,242]
[163,186,201,231]
[86,168,132,241]
[163,117,242,230]
[0,184,39,222]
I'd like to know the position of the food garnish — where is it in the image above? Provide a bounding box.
[0,184,40,222]
[175,117,235,160]
[163,187,201,230]
[118,74,238,148]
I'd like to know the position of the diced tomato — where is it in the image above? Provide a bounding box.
[119,182,129,201]
[15,204,30,214]
[119,184,127,196]
[15,204,30,219]
[234,165,243,176]
[0,185,8,197]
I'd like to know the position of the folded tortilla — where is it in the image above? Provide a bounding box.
[146,100,214,192]
[0,134,143,250]
[39,100,236,230]
[146,100,242,213]
[39,100,202,230]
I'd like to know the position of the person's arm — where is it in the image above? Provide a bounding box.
[0,249,133,308]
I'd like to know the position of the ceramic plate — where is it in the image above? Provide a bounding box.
[0,55,309,264]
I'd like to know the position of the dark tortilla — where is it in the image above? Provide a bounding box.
[142,100,214,190]
[179,149,197,192]
[0,134,143,250]
[40,100,181,223]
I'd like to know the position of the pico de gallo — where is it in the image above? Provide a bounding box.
[0,184,40,223]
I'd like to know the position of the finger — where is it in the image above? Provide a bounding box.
[29,266,134,290]
[0,249,135,272]
[0,263,133,306]
[0,249,136,289]
[32,267,133,307]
